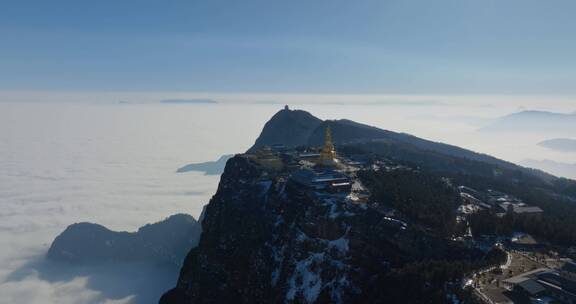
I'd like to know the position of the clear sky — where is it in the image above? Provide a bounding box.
[1,0,576,94]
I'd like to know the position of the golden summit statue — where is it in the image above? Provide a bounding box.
[319,125,337,166]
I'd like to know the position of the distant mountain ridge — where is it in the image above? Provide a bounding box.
[480,110,576,133]
[160,99,217,104]
[521,159,576,180]
[538,138,576,153]
[47,214,201,266]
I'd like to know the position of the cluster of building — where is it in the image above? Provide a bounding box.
[458,184,573,304]
[458,186,543,219]
[501,263,576,304]
[244,125,359,197]
[289,168,352,194]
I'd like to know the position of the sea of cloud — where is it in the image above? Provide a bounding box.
[0,100,573,303]
[0,102,276,303]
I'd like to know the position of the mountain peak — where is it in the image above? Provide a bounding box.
[249,107,519,173]
[248,107,323,152]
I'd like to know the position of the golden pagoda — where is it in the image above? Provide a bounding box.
[319,125,336,165]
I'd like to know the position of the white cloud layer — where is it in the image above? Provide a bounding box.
[0,275,132,304]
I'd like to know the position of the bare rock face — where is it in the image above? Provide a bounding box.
[47,214,201,267]
[160,156,483,304]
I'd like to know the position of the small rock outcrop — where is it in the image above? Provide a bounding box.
[176,154,233,175]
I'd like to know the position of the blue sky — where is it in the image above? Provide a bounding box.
[1,0,576,94]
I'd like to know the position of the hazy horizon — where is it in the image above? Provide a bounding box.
[1,91,575,113]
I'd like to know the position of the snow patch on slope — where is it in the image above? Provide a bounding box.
[286,253,324,303]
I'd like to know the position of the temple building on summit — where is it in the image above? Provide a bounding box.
[250,124,340,170]
[318,125,338,167]
[251,146,284,171]
[244,112,355,196]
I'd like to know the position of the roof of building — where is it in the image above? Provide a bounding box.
[299,152,321,158]
[517,278,546,295]
[500,202,544,214]
[290,168,350,186]
[512,234,538,245]
[331,182,351,188]
[458,185,480,195]
[562,261,576,274]
[514,205,544,214]
[482,288,514,304]
[537,272,576,295]
[503,268,551,284]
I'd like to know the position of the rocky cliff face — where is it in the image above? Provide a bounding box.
[160,156,482,304]
[161,107,576,303]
